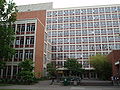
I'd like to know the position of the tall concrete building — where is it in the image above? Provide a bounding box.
[1,2,120,79]
[46,4,120,78]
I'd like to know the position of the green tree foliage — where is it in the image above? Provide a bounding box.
[90,54,112,80]
[64,58,84,76]
[47,62,57,77]
[0,0,17,59]
[18,59,35,84]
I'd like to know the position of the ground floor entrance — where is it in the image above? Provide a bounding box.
[57,70,98,79]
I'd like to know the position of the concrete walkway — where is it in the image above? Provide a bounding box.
[0,80,120,90]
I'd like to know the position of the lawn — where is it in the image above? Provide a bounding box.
[0,89,32,90]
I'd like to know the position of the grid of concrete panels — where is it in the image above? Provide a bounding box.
[46,5,120,69]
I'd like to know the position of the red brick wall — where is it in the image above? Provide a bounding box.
[108,50,120,76]
[17,10,46,78]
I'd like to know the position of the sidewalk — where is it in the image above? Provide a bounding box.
[0,80,120,90]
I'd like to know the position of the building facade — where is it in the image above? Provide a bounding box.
[1,3,120,79]
[0,2,53,78]
[46,4,120,78]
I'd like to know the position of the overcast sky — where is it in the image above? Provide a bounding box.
[12,0,120,8]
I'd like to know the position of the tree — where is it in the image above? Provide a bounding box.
[0,0,17,60]
[18,59,35,84]
[64,58,84,76]
[47,62,57,77]
[90,54,112,80]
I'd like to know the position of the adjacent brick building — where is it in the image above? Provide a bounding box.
[108,50,120,78]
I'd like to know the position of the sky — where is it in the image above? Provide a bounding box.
[12,0,120,8]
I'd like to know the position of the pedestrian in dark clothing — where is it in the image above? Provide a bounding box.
[50,77,55,85]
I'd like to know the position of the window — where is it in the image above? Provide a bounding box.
[70,30,75,36]
[58,10,63,16]
[76,16,81,21]
[52,18,57,23]
[52,46,56,52]
[64,24,69,29]
[47,25,51,30]
[47,12,52,17]
[58,17,63,23]
[96,44,101,50]
[52,54,56,60]
[102,44,108,50]
[81,9,86,14]
[14,50,23,61]
[89,37,94,42]
[95,29,100,35]
[47,18,51,24]
[70,10,74,15]
[95,37,101,42]
[82,37,88,43]
[105,7,111,13]
[58,24,63,29]
[114,28,120,34]
[26,23,35,32]
[88,22,93,28]
[83,45,88,50]
[70,38,75,43]
[53,11,57,16]
[64,31,69,36]
[76,38,81,43]
[58,53,63,60]
[70,23,75,29]
[108,36,114,42]
[52,24,57,30]
[101,36,107,42]
[87,8,92,14]
[25,36,34,45]
[100,22,106,27]
[58,31,63,37]
[15,36,24,46]
[64,17,69,22]
[93,8,98,13]
[57,46,63,51]
[64,45,69,51]
[76,30,81,36]
[64,10,69,15]
[76,45,82,51]
[89,45,95,50]
[107,29,113,34]
[107,21,112,27]
[82,30,87,35]
[24,50,33,60]
[113,21,119,27]
[101,29,106,34]
[100,14,105,20]
[75,9,80,15]
[99,8,104,13]
[70,45,75,51]
[76,23,81,29]
[106,14,111,20]
[70,16,75,22]
[94,22,99,27]
[112,14,118,19]
[16,24,25,34]
[87,15,93,20]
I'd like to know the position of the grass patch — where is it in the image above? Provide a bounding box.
[0,89,32,90]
